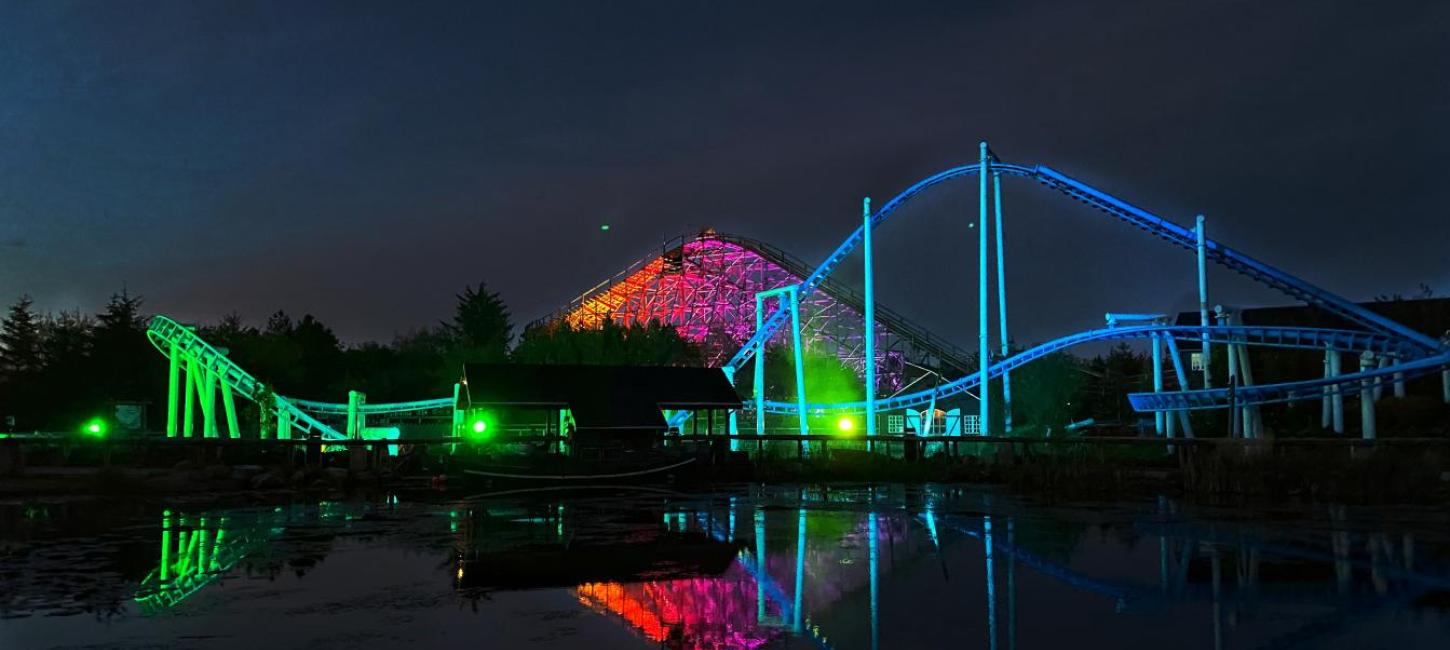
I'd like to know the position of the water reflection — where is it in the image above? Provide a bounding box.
[2,486,1449,649]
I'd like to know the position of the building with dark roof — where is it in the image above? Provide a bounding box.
[458,363,742,453]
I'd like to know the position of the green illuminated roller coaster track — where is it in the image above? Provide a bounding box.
[146,315,453,440]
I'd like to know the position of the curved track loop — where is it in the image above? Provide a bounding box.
[712,157,1445,420]
[759,325,1438,415]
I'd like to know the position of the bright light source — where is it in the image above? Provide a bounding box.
[465,413,494,442]
[81,418,107,438]
[836,417,855,433]
[600,224,611,231]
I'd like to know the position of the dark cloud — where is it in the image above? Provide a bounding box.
[0,0,1446,344]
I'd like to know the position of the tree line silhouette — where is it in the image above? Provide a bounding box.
[0,283,1162,435]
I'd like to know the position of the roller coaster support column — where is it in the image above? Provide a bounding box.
[978,141,991,437]
[755,285,810,448]
[754,293,766,439]
[1321,349,1333,429]
[1151,333,1165,436]
[1359,351,1377,440]
[864,196,877,447]
[994,171,1012,434]
[788,287,808,446]
[724,367,739,451]
[220,383,240,439]
[346,391,364,439]
[1218,308,1238,436]
[183,358,197,437]
[1196,216,1211,388]
[201,368,218,438]
[1441,334,1450,404]
[1163,336,1195,437]
[1329,349,1345,434]
[166,342,180,437]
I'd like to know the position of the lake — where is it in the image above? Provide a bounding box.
[2,485,1448,649]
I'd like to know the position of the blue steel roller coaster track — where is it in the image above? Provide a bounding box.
[694,158,1448,421]
[144,152,1449,431]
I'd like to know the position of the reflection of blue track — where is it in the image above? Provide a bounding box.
[761,325,1441,414]
[699,157,1447,420]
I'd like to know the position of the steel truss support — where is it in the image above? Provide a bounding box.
[1359,351,1377,440]
[755,285,810,449]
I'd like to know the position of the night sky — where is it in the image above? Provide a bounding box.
[2,1,1447,347]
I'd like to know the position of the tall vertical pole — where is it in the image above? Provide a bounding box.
[789,289,809,443]
[864,197,878,445]
[1196,216,1211,388]
[978,141,991,437]
[993,172,1012,434]
[1151,333,1164,436]
[755,294,766,438]
[166,343,180,437]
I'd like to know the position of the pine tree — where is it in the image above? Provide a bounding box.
[446,282,513,361]
[0,295,42,378]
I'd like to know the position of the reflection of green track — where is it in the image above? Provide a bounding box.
[146,315,454,440]
[133,510,280,614]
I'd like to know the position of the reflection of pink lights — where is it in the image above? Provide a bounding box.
[563,236,905,391]
[576,563,782,650]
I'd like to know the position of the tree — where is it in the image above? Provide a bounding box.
[511,319,701,366]
[0,295,42,378]
[1009,351,1087,434]
[446,282,512,361]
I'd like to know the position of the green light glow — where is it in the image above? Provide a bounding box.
[82,418,108,438]
[600,224,611,231]
[464,412,495,442]
[835,417,856,434]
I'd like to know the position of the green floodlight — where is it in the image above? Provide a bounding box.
[465,412,494,443]
[600,224,611,232]
[835,416,856,434]
[82,418,108,438]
